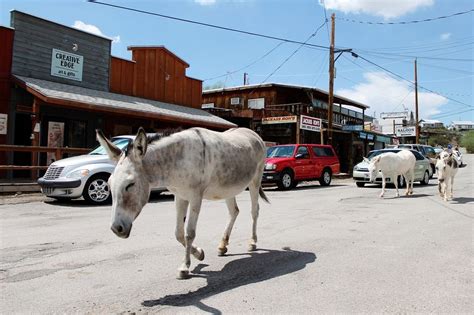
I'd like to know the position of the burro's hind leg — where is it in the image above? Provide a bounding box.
[177,196,203,280]
[218,197,240,256]
[248,179,261,252]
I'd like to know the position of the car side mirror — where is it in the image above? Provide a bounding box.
[295,153,304,159]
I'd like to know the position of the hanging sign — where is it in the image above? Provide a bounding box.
[395,126,416,137]
[51,48,84,82]
[299,115,321,132]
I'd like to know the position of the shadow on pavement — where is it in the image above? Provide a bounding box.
[451,197,474,204]
[142,248,316,314]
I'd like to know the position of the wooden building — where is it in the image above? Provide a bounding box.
[0,11,235,179]
[202,83,374,172]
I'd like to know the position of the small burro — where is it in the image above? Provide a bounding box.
[96,127,269,279]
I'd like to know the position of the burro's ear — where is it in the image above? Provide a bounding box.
[96,129,121,161]
[373,156,381,163]
[132,127,148,159]
[363,157,369,163]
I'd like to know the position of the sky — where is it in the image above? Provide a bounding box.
[1,0,473,126]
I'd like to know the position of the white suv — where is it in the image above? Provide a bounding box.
[37,135,164,205]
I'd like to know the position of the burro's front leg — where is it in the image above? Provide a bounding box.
[449,176,454,200]
[380,174,386,198]
[177,197,203,280]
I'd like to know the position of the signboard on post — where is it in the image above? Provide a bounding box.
[262,116,297,125]
[299,115,321,132]
[395,126,416,137]
[0,114,7,135]
[380,111,409,120]
[51,48,84,82]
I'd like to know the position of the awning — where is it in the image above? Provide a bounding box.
[13,75,236,130]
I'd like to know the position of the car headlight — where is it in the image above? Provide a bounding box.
[354,165,360,171]
[264,163,277,171]
[66,169,90,179]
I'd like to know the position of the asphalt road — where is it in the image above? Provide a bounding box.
[1,155,473,314]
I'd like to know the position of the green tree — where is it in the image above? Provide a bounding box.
[460,131,474,153]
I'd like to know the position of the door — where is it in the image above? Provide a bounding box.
[294,145,311,179]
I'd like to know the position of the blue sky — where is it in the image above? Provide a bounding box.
[1,0,472,125]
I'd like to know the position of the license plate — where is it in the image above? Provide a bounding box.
[42,188,54,194]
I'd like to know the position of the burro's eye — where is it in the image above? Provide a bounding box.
[125,183,135,191]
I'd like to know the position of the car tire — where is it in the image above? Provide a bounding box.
[397,175,406,188]
[420,171,430,185]
[277,170,294,190]
[356,182,365,187]
[83,174,111,205]
[319,168,332,186]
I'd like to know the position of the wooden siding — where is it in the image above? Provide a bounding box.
[109,57,135,95]
[110,47,202,108]
[0,27,14,172]
[10,11,111,91]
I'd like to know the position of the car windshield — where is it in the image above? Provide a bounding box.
[89,138,131,155]
[267,145,295,158]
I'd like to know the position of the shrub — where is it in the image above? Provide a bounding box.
[460,131,474,153]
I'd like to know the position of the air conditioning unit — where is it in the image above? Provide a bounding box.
[230,97,241,105]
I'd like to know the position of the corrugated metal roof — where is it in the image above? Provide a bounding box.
[14,75,236,129]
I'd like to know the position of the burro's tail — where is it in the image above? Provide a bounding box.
[259,186,270,203]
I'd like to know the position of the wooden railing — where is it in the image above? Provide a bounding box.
[0,145,90,179]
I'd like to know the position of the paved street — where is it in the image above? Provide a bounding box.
[1,155,473,314]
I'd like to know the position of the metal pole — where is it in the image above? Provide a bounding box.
[327,13,335,145]
[414,59,420,143]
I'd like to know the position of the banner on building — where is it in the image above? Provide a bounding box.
[47,121,65,164]
[380,111,409,120]
[262,116,297,125]
[299,115,321,132]
[0,114,7,135]
[395,126,416,137]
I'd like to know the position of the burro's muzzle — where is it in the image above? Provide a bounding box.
[111,215,132,238]
[110,221,132,238]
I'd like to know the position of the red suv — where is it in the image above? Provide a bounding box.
[263,144,340,190]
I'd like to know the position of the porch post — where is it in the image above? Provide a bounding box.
[30,98,40,179]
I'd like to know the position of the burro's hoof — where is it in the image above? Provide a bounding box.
[248,244,257,252]
[177,269,190,280]
[195,248,205,261]
[217,247,227,256]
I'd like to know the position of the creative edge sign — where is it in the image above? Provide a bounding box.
[299,115,321,132]
[51,48,84,82]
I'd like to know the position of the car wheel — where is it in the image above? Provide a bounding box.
[83,174,111,205]
[277,170,294,190]
[420,171,430,185]
[356,182,365,187]
[319,168,332,186]
[397,175,406,188]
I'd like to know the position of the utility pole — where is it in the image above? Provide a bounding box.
[243,72,248,85]
[327,13,335,145]
[414,59,419,143]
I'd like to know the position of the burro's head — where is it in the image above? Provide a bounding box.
[436,151,450,182]
[364,155,381,183]
[96,128,151,238]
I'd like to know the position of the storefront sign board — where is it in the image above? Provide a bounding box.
[51,48,84,82]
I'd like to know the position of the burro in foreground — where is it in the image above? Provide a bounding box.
[96,127,269,279]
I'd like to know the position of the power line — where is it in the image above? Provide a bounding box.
[336,8,474,25]
[431,108,474,119]
[88,0,329,51]
[203,42,285,81]
[251,21,327,91]
[352,49,474,62]
[353,54,474,109]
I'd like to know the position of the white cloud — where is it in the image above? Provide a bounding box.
[320,0,434,19]
[72,20,121,44]
[440,32,452,41]
[336,72,448,120]
[195,0,217,5]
